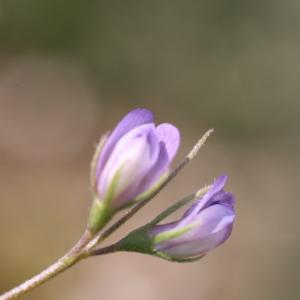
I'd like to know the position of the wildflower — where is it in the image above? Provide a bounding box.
[150,176,235,259]
[89,108,180,232]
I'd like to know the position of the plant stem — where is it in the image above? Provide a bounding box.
[0,230,93,300]
[0,129,213,300]
[89,243,120,256]
[87,129,214,248]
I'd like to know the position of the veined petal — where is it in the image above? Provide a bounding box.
[136,123,180,192]
[150,221,179,236]
[151,176,235,259]
[136,141,169,192]
[180,203,234,243]
[98,124,160,206]
[95,108,154,180]
[180,175,228,225]
[89,108,183,231]
[156,203,235,257]
[157,222,233,258]
[156,123,180,163]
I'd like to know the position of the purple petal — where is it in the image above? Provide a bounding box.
[96,108,154,179]
[136,141,169,192]
[97,124,158,192]
[181,203,235,243]
[150,221,178,236]
[156,123,180,163]
[136,124,180,192]
[182,189,234,221]
[158,222,233,258]
[212,191,235,208]
[180,175,228,225]
[156,202,235,257]
[98,124,160,207]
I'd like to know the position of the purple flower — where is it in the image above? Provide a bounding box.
[94,108,180,209]
[150,176,235,259]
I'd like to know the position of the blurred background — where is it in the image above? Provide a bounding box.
[0,1,299,299]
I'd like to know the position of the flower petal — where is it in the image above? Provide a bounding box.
[98,123,160,207]
[156,123,180,162]
[180,175,228,225]
[150,221,178,236]
[158,222,233,258]
[156,202,235,258]
[135,141,169,192]
[136,124,180,192]
[96,108,154,179]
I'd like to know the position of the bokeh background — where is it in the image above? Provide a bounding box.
[0,1,299,299]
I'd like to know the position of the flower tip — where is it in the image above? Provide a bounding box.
[215,174,228,185]
[127,107,154,123]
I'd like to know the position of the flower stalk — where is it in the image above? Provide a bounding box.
[0,126,214,300]
[0,230,92,300]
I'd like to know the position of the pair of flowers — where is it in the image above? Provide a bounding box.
[0,108,235,300]
[90,108,235,261]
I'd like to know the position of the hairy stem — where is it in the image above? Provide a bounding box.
[0,230,93,300]
[0,129,213,300]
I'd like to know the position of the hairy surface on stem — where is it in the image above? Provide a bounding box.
[0,129,213,300]
[0,230,92,300]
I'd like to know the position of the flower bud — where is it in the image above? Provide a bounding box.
[150,176,235,260]
[89,108,180,232]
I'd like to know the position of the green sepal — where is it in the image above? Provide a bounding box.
[115,226,205,263]
[90,134,109,193]
[114,192,197,255]
[113,193,198,257]
[114,187,210,262]
[88,199,113,234]
[116,225,154,255]
[153,224,195,244]
[147,185,209,227]
[155,251,206,263]
[148,193,197,227]
[88,164,124,233]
